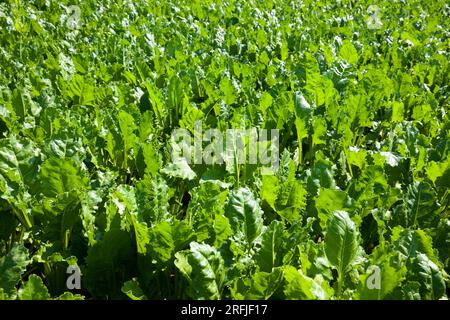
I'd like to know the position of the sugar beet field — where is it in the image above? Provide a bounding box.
[0,0,449,300]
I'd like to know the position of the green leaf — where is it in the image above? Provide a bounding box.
[260,174,279,210]
[118,110,138,169]
[305,73,326,106]
[0,244,31,296]
[392,228,438,264]
[0,136,40,188]
[315,189,353,230]
[64,75,95,106]
[11,88,27,120]
[299,240,333,280]
[10,88,41,120]
[139,143,161,176]
[220,77,238,105]
[346,147,368,170]
[213,213,232,247]
[245,268,284,300]
[167,75,185,119]
[259,92,273,114]
[312,117,327,146]
[356,255,407,300]
[133,221,149,255]
[434,219,450,274]
[284,265,332,300]
[410,254,446,300]
[44,135,85,162]
[338,40,358,65]
[122,278,147,300]
[80,189,101,246]
[391,101,404,122]
[146,220,195,266]
[161,159,196,180]
[306,160,336,196]
[56,292,85,300]
[275,179,307,222]
[224,187,264,249]
[143,82,164,124]
[18,275,50,300]
[325,211,359,295]
[147,221,175,264]
[175,242,225,300]
[255,220,285,273]
[393,181,440,228]
[39,157,88,198]
[136,174,170,225]
[426,158,450,190]
[179,106,204,131]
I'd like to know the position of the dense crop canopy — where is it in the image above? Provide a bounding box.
[0,0,449,300]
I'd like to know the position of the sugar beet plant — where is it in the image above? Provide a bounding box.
[0,0,449,300]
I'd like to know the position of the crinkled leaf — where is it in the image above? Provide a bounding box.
[18,275,50,300]
[225,187,264,249]
[0,244,31,296]
[175,242,225,300]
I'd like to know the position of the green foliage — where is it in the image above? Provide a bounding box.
[175,242,225,300]
[0,0,449,300]
[0,244,30,297]
[224,187,264,250]
[325,211,359,296]
[18,275,50,300]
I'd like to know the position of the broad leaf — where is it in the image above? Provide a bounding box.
[224,187,264,250]
[0,244,30,296]
[175,242,225,300]
[18,275,50,300]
